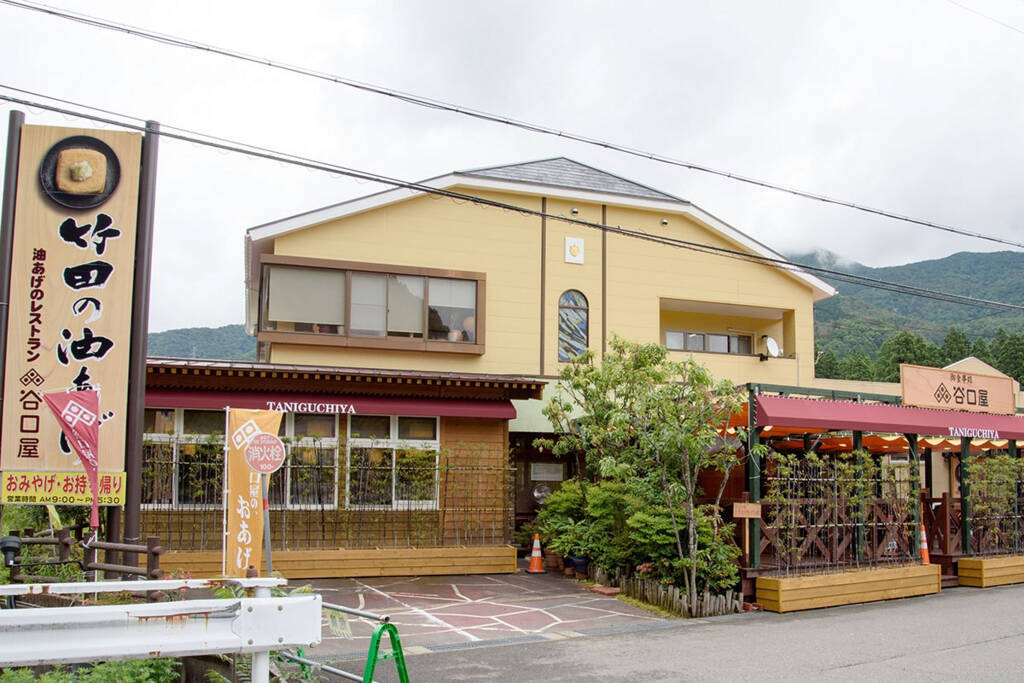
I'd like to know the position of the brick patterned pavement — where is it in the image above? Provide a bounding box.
[305,560,670,661]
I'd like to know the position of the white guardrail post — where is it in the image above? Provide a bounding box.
[0,578,322,683]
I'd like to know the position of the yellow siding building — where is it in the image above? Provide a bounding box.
[237,158,837,535]
[245,158,835,415]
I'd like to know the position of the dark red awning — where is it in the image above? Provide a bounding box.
[146,389,516,420]
[755,394,1024,440]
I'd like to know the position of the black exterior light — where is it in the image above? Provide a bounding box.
[0,535,21,567]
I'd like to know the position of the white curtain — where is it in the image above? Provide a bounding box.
[268,266,345,325]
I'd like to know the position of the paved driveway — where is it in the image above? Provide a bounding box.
[305,561,670,661]
[385,583,1024,682]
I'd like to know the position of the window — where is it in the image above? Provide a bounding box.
[144,408,174,434]
[388,275,424,338]
[295,413,336,439]
[142,410,442,511]
[264,265,345,335]
[177,439,224,505]
[260,261,482,350]
[707,334,729,354]
[730,335,752,354]
[183,409,224,435]
[350,415,390,439]
[428,278,476,342]
[398,416,437,440]
[281,412,339,508]
[350,272,386,337]
[346,415,439,510]
[177,409,225,506]
[141,441,173,505]
[350,272,426,338]
[348,447,394,507]
[142,408,225,507]
[665,330,753,355]
[268,443,336,507]
[558,290,588,361]
[141,408,339,510]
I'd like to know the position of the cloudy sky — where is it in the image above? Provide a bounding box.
[1,0,1022,332]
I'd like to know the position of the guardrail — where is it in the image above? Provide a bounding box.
[0,577,411,682]
[0,577,320,683]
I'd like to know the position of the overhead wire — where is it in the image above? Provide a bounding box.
[2,0,1024,250]
[3,89,1024,317]
[945,0,1024,35]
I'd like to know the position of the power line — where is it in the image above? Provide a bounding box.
[3,0,1024,251]
[3,89,1024,318]
[946,0,1024,35]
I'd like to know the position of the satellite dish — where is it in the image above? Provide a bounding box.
[764,336,780,358]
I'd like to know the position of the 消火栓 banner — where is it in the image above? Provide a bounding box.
[223,408,283,577]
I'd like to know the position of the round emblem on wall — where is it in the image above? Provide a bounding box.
[38,135,121,209]
[244,433,287,475]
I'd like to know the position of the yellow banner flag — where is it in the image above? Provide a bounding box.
[223,408,282,577]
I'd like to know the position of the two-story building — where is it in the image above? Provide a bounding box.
[143,157,837,578]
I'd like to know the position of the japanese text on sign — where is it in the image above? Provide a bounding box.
[1,125,141,476]
[900,363,1015,415]
[1,470,125,505]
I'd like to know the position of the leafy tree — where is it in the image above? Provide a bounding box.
[940,327,971,366]
[540,335,746,615]
[991,328,1011,367]
[970,336,994,365]
[838,351,873,380]
[815,348,841,379]
[993,331,1024,383]
[873,331,941,382]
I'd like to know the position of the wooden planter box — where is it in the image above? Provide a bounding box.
[958,555,1024,588]
[756,564,941,613]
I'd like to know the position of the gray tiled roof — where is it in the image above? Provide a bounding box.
[458,157,683,202]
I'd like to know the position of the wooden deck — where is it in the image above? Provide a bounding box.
[158,545,518,579]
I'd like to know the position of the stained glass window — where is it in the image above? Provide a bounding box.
[558,290,588,361]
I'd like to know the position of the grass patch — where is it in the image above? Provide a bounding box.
[616,593,679,618]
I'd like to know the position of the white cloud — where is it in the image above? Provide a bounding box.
[2,0,1023,331]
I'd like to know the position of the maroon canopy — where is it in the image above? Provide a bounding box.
[146,388,517,419]
[755,394,1024,440]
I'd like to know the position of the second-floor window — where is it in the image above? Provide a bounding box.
[665,330,752,355]
[261,261,480,346]
[558,290,589,361]
[267,265,346,335]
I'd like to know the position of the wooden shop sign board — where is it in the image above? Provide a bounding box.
[732,502,762,519]
[901,363,1015,415]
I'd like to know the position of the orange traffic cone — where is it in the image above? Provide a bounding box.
[527,533,546,574]
[919,524,930,564]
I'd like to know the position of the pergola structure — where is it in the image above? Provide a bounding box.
[738,383,1024,589]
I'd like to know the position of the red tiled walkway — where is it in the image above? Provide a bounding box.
[307,561,670,660]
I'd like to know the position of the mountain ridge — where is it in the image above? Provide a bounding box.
[788,249,1024,358]
[146,251,1024,363]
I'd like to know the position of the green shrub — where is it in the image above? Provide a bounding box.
[0,658,180,682]
[538,479,740,592]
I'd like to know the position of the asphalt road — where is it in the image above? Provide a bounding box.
[352,583,1024,682]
